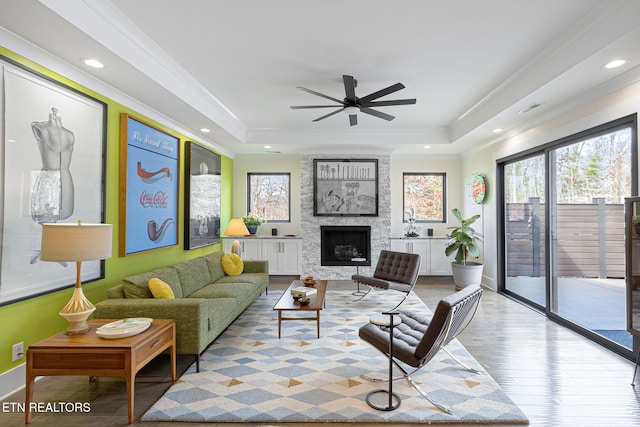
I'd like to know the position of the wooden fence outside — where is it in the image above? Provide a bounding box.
[506,198,625,278]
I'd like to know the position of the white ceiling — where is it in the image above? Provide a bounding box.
[2,0,640,156]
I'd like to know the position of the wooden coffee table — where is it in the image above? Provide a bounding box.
[25,318,176,424]
[273,280,327,338]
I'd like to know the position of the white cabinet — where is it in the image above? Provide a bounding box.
[390,239,430,275]
[429,239,455,275]
[222,238,261,259]
[389,238,454,276]
[263,239,301,275]
[222,237,301,275]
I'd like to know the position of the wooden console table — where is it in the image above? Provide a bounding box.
[25,318,176,424]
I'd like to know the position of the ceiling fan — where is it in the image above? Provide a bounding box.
[290,75,417,126]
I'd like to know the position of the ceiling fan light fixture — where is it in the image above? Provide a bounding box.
[343,106,360,115]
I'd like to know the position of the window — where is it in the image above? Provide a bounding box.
[247,173,290,222]
[403,173,446,222]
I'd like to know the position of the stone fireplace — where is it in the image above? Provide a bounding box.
[300,154,391,279]
[320,225,371,266]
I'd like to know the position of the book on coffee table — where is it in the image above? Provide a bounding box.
[290,286,317,297]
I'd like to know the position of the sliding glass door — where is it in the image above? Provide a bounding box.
[499,115,637,356]
[549,127,632,348]
[503,154,546,308]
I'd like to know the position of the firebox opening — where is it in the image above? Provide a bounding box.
[320,225,371,266]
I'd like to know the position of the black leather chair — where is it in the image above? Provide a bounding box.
[351,250,421,310]
[359,285,483,414]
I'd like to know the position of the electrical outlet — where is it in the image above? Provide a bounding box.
[12,342,24,362]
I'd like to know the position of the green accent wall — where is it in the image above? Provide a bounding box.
[0,46,234,375]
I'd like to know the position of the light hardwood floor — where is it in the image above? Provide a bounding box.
[3,277,639,426]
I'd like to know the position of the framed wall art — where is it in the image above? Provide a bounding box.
[119,114,179,256]
[184,141,221,249]
[313,158,378,216]
[0,58,107,306]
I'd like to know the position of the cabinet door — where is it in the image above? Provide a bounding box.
[390,239,429,274]
[263,239,301,275]
[410,240,431,275]
[390,239,409,253]
[280,240,301,274]
[222,238,233,254]
[429,239,454,275]
[239,239,261,260]
[262,240,280,274]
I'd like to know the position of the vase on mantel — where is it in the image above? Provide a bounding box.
[247,225,258,235]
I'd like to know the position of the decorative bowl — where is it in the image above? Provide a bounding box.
[299,297,311,306]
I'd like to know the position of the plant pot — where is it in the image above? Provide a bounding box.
[246,225,258,235]
[451,262,483,291]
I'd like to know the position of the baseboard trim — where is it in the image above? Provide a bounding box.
[0,363,26,401]
[482,274,497,291]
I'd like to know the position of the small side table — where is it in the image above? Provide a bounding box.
[366,312,401,411]
[351,257,367,296]
[25,319,176,424]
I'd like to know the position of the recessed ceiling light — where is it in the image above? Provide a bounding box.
[604,59,626,69]
[200,128,210,133]
[423,145,431,149]
[264,145,272,149]
[82,58,104,68]
[492,128,503,133]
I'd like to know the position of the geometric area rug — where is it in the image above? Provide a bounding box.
[143,290,529,424]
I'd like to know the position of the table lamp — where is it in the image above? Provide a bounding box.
[223,218,249,254]
[40,221,113,335]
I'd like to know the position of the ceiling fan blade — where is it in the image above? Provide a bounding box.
[297,86,344,104]
[312,108,345,122]
[360,107,395,121]
[349,114,358,126]
[343,75,357,103]
[290,105,343,109]
[359,82,405,103]
[362,98,417,107]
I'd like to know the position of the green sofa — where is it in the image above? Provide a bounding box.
[94,251,268,370]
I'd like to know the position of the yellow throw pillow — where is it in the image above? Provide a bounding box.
[148,278,175,299]
[221,253,244,276]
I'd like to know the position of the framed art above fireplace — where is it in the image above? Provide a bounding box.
[313,158,378,216]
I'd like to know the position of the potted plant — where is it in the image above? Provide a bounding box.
[242,212,265,235]
[445,208,484,290]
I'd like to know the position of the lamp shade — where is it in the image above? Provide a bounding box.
[41,222,113,262]
[223,218,249,236]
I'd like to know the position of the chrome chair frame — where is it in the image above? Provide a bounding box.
[359,285,483,414]
[352,250,421,310]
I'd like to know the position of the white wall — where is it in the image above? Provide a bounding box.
[390,155,463,238]
[231,154,302,236]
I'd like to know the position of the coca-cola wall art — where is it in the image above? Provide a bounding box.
[0,57,107,305]
[120,114,179,255]
[184,141,221,249]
